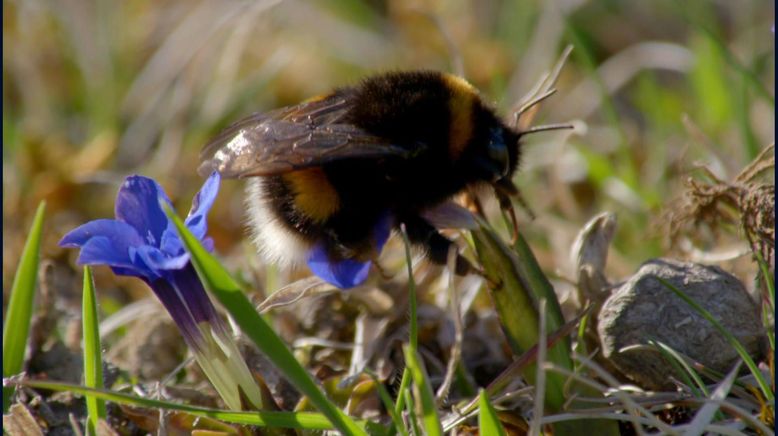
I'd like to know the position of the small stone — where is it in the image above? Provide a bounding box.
[597,258,764,390]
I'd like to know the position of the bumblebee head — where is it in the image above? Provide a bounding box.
[471,124,521,183]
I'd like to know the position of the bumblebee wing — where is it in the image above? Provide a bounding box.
[199,94,419,178]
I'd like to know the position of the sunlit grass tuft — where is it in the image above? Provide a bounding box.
[478,389,507,436]
[82,266,107,435]
[2,201,46,413]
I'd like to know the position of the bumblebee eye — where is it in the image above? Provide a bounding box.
[487,127,509,180]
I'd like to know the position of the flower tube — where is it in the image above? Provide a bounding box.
[60,173,263,411]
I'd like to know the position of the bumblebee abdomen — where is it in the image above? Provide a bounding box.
[246,178,314,267]
[248,163,389,266]
[282,168,341,222]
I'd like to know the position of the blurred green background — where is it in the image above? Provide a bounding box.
[3,0,774,303]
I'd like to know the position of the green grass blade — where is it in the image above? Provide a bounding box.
[82,266,107,435]
[676,0,775,107]
[736,77,760,160]
[4,379,370,430]
[509,230,569,336]
[165,207,367,436]
[647,340,728,422]
[404,389,421,436]
[657,277,773,401]
[762,304,774,353]
[755,252,775,310]
[478,390,506,436]
[471,223,566,407]
[392,225,418,423]
[367,371,407,436]
[754,251,775,351]
[404,345,442,436]
[393,371,411,434]
[436,308,592,432]
[648,340,708,398]
[472,225,540,349]
[486,306,593,399]
[3,201,46,412]
[400,226,418,352]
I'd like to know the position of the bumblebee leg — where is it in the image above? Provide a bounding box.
[494,180,533,244]
[401,215,474,276]
[498,194,520,245]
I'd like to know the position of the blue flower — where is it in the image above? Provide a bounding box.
[60,173,263,411]
[306,213,393,288]
[304,201,476,289]
[60,173,219,282]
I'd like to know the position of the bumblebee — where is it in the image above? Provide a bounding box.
[199,71,540,288]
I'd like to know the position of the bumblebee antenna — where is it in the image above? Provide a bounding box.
[513,88,557,126]
[520,123,574,136]
[511,45,574,130]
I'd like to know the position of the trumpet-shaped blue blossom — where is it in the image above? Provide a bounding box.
[60,174,217,281]
[306,213,392,289]
[60,173,262,411]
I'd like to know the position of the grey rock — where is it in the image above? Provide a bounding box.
[597,258,764,390]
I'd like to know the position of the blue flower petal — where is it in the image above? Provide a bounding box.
[76,236,151,276]
[185,172,220,240]
[134,244,190,272]
[307,244,371,289]
[201,237,215,252]
[109,266,150,279]
[159,228,184,257]
[59,219,143,250]
[115,176,173,247]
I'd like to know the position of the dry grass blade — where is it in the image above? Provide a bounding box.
[346,313,389,379]
[683,362,741,436]
[512,44,574,130]
[667,143,775,263]
[542,412,751,435]
[445,305,592,432]
[487,305,594,397]
[547,353,676,434]
[257,276,335,313]
[735,143,775,184]
[435,247,464,405]
[2,404,44,436]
